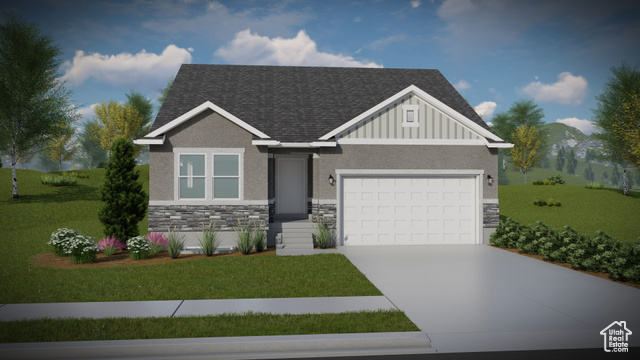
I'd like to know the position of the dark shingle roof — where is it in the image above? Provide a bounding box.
[152,64,494,142]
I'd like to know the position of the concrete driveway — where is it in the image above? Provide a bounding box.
[339,245,640,353]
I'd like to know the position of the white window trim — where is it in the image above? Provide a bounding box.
[174,148,245,202]
[212,153,243,200]
[402,104,419,127]
[177,153,207,200]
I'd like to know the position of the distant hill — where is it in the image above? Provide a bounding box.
[539,123,601,159]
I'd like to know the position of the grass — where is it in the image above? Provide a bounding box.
[499,184,640,242]
[0,166,380,303]
[0,310,419,343]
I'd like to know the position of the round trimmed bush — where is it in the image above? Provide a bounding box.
[127,235,151,260]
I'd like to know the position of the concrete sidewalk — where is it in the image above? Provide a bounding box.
[0,296,395,321]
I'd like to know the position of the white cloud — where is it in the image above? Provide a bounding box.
[411,0,422,8]
[486,122,493,127]
[556,117,597,135]
[474,101,497,119]
[454,80,471,91]
[215,29,382,68]
[61,45,192,90]
[369,35,407,50]
[354,16,362,22]
[207,1,224,11]
[521,72,588,106]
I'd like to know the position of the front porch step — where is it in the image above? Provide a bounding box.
[277,243,313,250]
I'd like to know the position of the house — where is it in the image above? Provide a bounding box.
[134,64,511,249]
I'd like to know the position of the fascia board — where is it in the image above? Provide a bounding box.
[147,101,271,139]
[484,139,514,148]
[133,135,165,145]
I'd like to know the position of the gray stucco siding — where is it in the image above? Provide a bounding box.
[148,109,267,201]
[317,144,498,200]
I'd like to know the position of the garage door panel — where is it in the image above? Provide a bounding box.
[342,175,477,245]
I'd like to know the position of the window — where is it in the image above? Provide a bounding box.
[402,105,419,127]
[179,154,205,199]
[213,154,240,199]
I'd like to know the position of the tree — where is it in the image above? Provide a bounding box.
[602,171,609,184]
[566,149,577,175]
[491,100,545,172]
[611,93,640,170]
[593,62,640,196]
[92,100,144,157]
[126,90,154,162]
[157,76,174,110]
[539,153,551,169]
[0,13,77,198]
[584,164,594,181]
[98,138,147,241]
[585,149,592,164]
[611,164,620,186]
[555,146,566,172]
[76,120,108,169]
[509,125,543,184]
[44,122,77,172]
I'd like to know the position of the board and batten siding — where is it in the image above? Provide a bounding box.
[338,94,481,141]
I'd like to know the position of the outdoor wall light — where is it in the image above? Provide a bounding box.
[328,174,335,186]
[487,175,493,186]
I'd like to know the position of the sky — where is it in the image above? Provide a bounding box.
[3,0,640,136]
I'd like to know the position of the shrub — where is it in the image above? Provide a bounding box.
[533,198,561,206]
[607,240,640,283]
[517,221,555,255]
[235,220,253,255]
[41,175,77,186]
[146,232,169,254]
[585,182,607,190]
[313,216,334,249]
[167,227,186,259]
[48,228,81,257]
[538,225,574,262]
[533,180,555,185]
[546,175,565,184]
[252,221,267,253]
[197,222,220,257]
[68,235,99,264]
[62,171,89,179]
[98,236,125,256]
[490,217,527,249]
[126,236,151,260]
[98,138,147,242]
[567,230,621,272]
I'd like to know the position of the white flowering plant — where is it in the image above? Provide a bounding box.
[48,228,81,257]
[127,235,151,260]
[68,235,99,264]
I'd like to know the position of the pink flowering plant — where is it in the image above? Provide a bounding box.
[146,232,169,254]
[98,237,125,256]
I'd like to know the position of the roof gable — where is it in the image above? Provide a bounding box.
[149,65,501,143]
[322,85,501,144]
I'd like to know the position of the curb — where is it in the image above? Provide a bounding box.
[0,332,435,359]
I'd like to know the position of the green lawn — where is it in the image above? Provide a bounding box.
[0,166,380,303]
[0,311,419,343]
[499,184,640,242]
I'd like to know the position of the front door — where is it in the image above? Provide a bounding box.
[276,157,306,214]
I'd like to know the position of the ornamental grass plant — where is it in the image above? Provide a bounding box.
[98,237,125,256]
[146,232,169,254]
[167,227,186,259]
[252,221,266,253]
[197,222,220,257]
[235,220,253,255]
[313,216,334,249]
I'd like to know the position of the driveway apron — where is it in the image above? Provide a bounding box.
[340,245,640,353]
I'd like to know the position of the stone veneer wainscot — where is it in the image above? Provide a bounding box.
[148,205,269,232]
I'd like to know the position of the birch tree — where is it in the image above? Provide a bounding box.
[0,14,77,198]
[509,125,543,184]
[593,62,640,196]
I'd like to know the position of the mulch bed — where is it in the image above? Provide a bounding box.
[494,246,640,290]
[32,247,276,269]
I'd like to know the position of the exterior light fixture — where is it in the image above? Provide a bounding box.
[328,174,335,185]
[487,175,493,186]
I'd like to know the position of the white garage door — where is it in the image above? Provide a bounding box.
[342,175,478,245]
